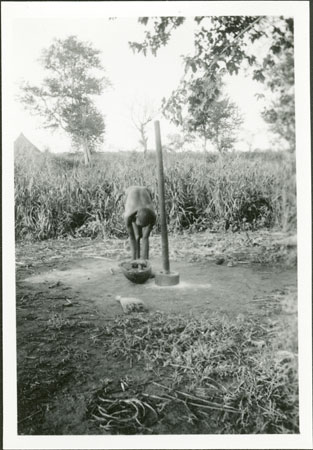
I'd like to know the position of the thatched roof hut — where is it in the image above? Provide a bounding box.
[14,133,41,157]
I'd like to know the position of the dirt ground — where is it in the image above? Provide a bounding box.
[15,231,297,435]
[22,254,295,317]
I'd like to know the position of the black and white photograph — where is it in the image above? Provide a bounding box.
[2,1,312,449]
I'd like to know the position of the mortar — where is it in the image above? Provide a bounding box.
[119,259,152,284]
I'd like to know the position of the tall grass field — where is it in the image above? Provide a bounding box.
[14,150,297,241]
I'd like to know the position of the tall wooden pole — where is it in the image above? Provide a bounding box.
[155,120,170,274]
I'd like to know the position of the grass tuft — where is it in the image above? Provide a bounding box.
[87,294,298,434]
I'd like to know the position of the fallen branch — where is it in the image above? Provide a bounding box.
[152,381,240,413]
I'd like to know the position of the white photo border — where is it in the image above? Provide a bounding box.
[2,1,312,449]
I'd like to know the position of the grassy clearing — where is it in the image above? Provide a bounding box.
[15,150,296,240]
[16,237,298,435]
[15,229,297,270]
[17,291,298,435]
[86,297,298,434]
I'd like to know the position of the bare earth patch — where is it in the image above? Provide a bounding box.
[16,231,298,435]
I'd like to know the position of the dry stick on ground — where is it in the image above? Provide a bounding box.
[92,396,160,432]
[18,409,42,424]
[152,381,240,413]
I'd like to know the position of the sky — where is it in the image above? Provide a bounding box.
[11,15,274,152]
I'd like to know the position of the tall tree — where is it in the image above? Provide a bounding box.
[19,36,110,164]
[165,132,196,152]
[130,100,157,154]
[163,76,243,152]
[129,16,294,149]
[203,96,243,152]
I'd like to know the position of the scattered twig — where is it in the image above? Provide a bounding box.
[18,409,41,424]
[48,281,61,289]
[203,376,227,392]
[92,256,114,261]
[141,392,170,402]
[152,381,240,413]
[91,394,161,432]
[188,401,240,414]
[142,401,158,420]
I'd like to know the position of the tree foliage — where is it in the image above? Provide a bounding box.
[130,16,293,81]
[202,96,244,152]
[19,36,110,163]
[129,17,185,56]
[163,76,243,151]
[260,51,295,151]
[165,132,196,152]
[129,16,294,149]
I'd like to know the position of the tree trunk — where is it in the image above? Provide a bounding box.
[215,127,221,153]
[140,125,148,155]
[82,137,91,166]
[215,135,221,153]
[203,136,207,152]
